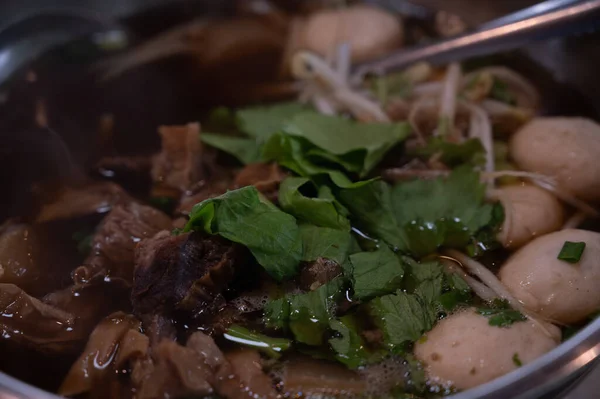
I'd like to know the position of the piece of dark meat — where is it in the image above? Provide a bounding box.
[132,231,245,334]
[96,155,152,175]
[74,201,172,284]
[132,331,277,399]
[217,348,278,399]
[35,181,127,223]
[151,123,205,193]
[205,304,246,336]
[299,257,343,291]
[43,276,131,346]
[281,356,366,397]
[59,312,144,398]
[0,221,79,296]
[176,170,234,215]
[234,162,286,202]
[0,283,78,353]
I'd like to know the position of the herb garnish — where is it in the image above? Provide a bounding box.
[557,241,586,264]
[512,353,523,367]
[183,186,302,281]
[476,299,527,327]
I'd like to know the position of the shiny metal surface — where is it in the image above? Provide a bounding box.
[479,0,583,29]
[0,1,600,399]
[353,0,600,77]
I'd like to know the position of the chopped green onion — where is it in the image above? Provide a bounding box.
[557,241,586,264]
[512,353,522,367]
[224,325,291,358]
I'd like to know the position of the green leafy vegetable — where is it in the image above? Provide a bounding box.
[369,62,432,104]
[264,278,344,345]
[148,196,177,214]
[72,230,94,256]
[224,325,291,358]
[557,241,586,264]
[490,78,517,105]
[403,259,471,313]
[201,102,308,164]
[512,353,522,367]
[183,186,302,281]
[369,290,436,352]
[350,245,404,300]
[466,202,505,257]
[329,315,386,368]
[284,112,410,176]
[391,167,499,257]
[300,224,352,265]
[476,299,527,327]
[200,134,262,164]
[262,133,374,189]
[263,298,290,330]
[412,137,486,167]
[337,180,405,250]
[279,177,350,230]
[236,102,308,141]
[438,271,472,311]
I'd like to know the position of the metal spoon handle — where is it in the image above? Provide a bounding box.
[353,0,600,77]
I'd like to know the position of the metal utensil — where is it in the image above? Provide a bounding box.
[353,0,600,78]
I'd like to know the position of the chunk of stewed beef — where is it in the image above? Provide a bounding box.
[74,202,171,284]
[132,231,245,325]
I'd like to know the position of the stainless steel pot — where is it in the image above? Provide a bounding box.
[0,1,599,398]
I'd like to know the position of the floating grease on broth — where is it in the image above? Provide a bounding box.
[2,2,600,399]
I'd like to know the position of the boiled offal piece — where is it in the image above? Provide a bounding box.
[500,229,600,324]
[510,117,600,201]
[0,283,78,353]
[414,309,559,390]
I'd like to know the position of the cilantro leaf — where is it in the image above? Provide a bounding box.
[350,245,405,300]
[490,78,517,105]
[300,224,352,265]
[329,315,386,369]
[466,202,505,257]
[279,177,350,230]
[403,259,471,313]
[476,299,527,327]
[411,137,486,167]
[337,180,405,250]
[224,325,291,358]
[368,290,436,352]
[200,134,262,164]
[512,353,522,367]
[183,186,302,281]
[236,102,309,141]
[263,297,290,329]
[391,167,498,257]
[264,278,345,345]
[284,112,410,176]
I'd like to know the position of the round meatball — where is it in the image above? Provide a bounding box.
[509,117,600,201]
[499,229,600,324]
[490,184,564,249]
[296,6,403,63]
[414,310,559,390]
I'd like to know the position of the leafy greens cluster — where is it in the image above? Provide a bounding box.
[183,101,506,375]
